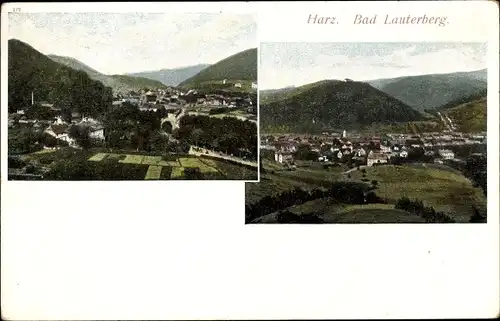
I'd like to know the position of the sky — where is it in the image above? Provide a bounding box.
[8,13,256,74]
[260,42,488,90]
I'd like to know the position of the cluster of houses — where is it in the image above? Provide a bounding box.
[8,103,105,149]
[262,130,487,167]
[221,79,258,90]
[44,115,104,148]
[112,87,256,113]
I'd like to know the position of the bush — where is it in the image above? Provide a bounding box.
[8,156,27,169]
[45,159,149,180]
[395,196,455,223]
[183,167,203,180]
[277,211,323,224]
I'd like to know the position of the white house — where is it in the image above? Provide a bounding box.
[380,145,391,153]
[251,82,257,89]
[222,79,227,85]
[438,149,455,160]
[275,152,293,164]
[399,150,409,158]
[367,151,389,167]
[89,126,105,140]
[53,116,67,125]
[45,124,77,147]
[355,148,367,157]
[234,83,242,88]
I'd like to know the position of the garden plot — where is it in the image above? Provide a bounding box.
[197,159,219,173]
[145,165,163,180]
[119,154,144,164]
[141,156,163,165]
[158,160,181,167]
[179,157,219,173]
[106,153,125,160]
[171,166,185,179]
[178,157,204,167]
[88,153,109,162]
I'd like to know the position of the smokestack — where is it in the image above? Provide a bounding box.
[31,92,34,106]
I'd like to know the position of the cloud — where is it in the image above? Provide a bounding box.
[8,13,256,74]
[259,42,487,89]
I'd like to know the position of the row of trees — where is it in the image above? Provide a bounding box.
[395,197,456,223]
[175,114,258,160]
[245,181,374,223]
[8,125,69,155]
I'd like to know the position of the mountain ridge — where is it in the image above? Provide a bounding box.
[48,54,167,93]
[126,64,211,86]
[368,69,487,111]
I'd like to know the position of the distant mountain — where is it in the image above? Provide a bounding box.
[441,95,487,133]
[8,39,112,115]
[260,86,297,104]
[127,64,210,86]
[368,69,488,112]
[48,54,167,93]
[179,48,257,87]
[260,79,424,133]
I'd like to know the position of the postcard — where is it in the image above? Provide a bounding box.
[1,1,498,320]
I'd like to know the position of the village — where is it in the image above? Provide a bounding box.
[261,129,487,169]
[8,81,258,151]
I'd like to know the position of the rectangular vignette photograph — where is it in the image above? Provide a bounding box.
[247,42,488,224]
[1,1,500,320]
[6,11,259,181]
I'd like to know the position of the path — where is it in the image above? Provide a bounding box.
[188,146,258,168]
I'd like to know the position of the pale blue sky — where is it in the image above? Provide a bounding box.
[9,13,256,74]
[260,42,488,89]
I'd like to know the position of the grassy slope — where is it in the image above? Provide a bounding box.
[348,165,486,222]
[246,161,485,223]
[179,48,257,87]
[442,97,487,133]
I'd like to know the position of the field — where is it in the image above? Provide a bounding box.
[246,160,486,223]
[348,164,486,222]
[245,160,346,204]
[22,148,257,180]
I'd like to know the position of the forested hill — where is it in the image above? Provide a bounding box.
[260,79,424,133]
[179,48,257,87]
[8,39,113,116]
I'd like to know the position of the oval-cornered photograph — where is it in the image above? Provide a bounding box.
[7,12,258,181]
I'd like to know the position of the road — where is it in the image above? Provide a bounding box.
[437,111,456,131]
[161,108,186,130]
[188,146,258,168]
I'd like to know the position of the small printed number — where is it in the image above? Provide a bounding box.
[13,8,21,12]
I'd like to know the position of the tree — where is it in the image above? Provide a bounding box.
[191,128,204,147]
[371,180,378,188]
[162,121,173,134]
[69,125,91,149]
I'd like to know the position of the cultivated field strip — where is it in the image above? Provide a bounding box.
[82,152,253,180]
[145,165,163,180]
